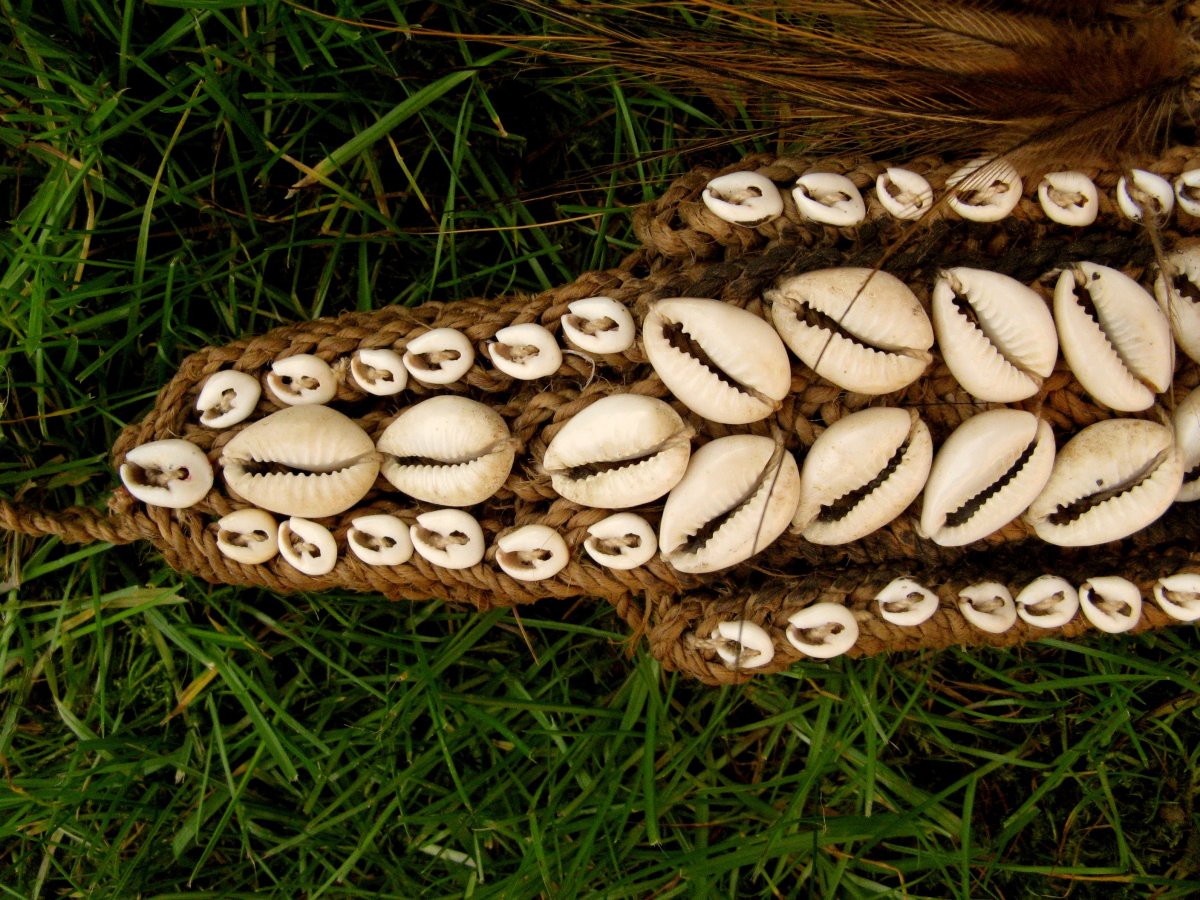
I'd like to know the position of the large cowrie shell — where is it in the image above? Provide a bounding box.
[583,513,657,570]
[220,406,380,518]
[350,349,408,396]
[932,267,1058,402]
[542,394,691,509]
[793,407,932,545]
[1024,419,1182,547]
[560,297,636,355]
[196,370,261,428]
[1016,576,1079,628]
[403,328,474,385]
[708,621,775,670]
[701,171,783,226]
[1153,243,1200,365]
[266,354,337,406]
[792,172,866,226]
[875,167,933,220]
[1152,573,1200,622]
[489,323,562,380]
[377,396,515,507]
[1037,171,1099,226]
[785,604,859,659]
[1117,169,1174,223]
[411,509,484,569]
[875,577,938,626]
[495,524,569,582]
[1175,386,1200,501]
[1079,576,1142,634]
[766,268,934,395]
[120,440,214,509]
[920,410,1055,547]
[1054,262,1173,411]
[347,514,413,566]
[278,517,337,576]
[659,435,800,574]
[642,298,791,425]
[1175,170,1200,217]
[946,158,1022,222]
[215,508,278,564]
[957,582,1017,634]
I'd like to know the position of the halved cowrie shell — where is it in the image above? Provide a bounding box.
[377,396,515,507]
[1079,576,1142,634]
[701,171,783,226]
[1024,419,1182,546]
[1153,243,1200,365]
[932,267,1058,402]
[1152,573,1200,622]
[583,513,657,570]
[957,582,1017,634]
[489,323,562,380]
[350,349,408,396]
[560,297,636,355]
[946,158,1022,222]
[659,434,800,574]
[707,621,775,670]
[196,370,261,428]
[347,514,413,566]
[1037,171,1099,226]
[542,394,691,509]
[120,440,213,509]
[1054,262,1173,411]
[920,410,1055,546]
[495,524,569,582]
[875,167,933,220]
[1117,169,1174,223]
[1175,170,1200,217]
[278,517,337,576]
[766,268,933,395]
[1174,386,1200,501]
[875,578,938,626]
[410,509,484,569]
[220,406,380,518]
[403,328,474,385]
[792,172,866,226]
[215,508,278,565]
[785,604,859,659]
[1015,575,1079,628]
[266,354,336,406]
[793,408,932,545]
[642,298,791,424]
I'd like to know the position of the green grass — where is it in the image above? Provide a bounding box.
[3,1,1200,896]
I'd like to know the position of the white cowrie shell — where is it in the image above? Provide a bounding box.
[766,268,934,395]
[278,517,337,576]
[196,370,261,428]
[215,508,278,565]
[583,513,657,570]
[120,440,213,509]
[1152,573,1200,622]
[1037,171,1099,226]
[1024,419,1182,546]
[1175,386,1200,501]
[932,267,1058,402]
[350,349,408,396]
[403,328,474,385]
[875,577,939,626]
[709,621,775,669]
[793,407,932,545]
[495,524,569,582]
[659,435,800,574]
[1117,169,1174,223]
[266,354,337,406]
[875,167,933,220]
[1175,170,1200,217]
[1153,243,1200,365]
[1079,576,1142,634]
[220,406,380,518]
[642,298,791,425]
[957,582,1017,634]
[701,171,784,226]
[1054,262,1173,411]
[489,323,562,380]
[377,396,515,507]
[347,514,413,567]
[792,172,866,226]
[411,509,485,570]
[946,158,1022,222]
[785,604,859,659]
[560,297,636,355]
[1016,576,1079,628]
[920,410,1056,547]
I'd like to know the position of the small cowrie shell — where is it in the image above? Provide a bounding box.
[120,440,214,509]
[875,167,933,220]
[701,171,783,226]
[1175,386,1200,501]
[1015,576,1079,628]
[215,508,278,565]
[1153,243,1200,365]
[1079,576,1142,634]
[946,158,1022,222]
[1037,171,1099,226]
[560,297,636,355]
[583,513,657,570]
[875,577,939,626]
[957,582,1017,634]
[411,509,484,570]
[278,517,337,576]
[1152,573,1200,622]
[1117,169,1174,223]
[347,514,413,567]
[350,348,408,396]
[196,370,261,428]
[495,524,569,582]
[403,328,474,385]
[785,604,859,659]
[489,323,562,380]
[708,621,775,670]
[792,172,866,226]
[266,354,337,406]
[1175,170,1200,217]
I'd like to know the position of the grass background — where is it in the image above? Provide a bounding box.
[3,1,1200,896]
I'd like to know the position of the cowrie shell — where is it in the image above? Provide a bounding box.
[792,172,866,226]
[1024,419,1182,547]
[403,328,474,385]
[766,268,933,395]
[1037,171,1099,226]
[489,323,562,380]
[875,577,938,626]
[495,524,569,582]
[215,508,279,565]
[946,158,1022,222]
[1015,575,1079,628]
[701,171,783,226]
[120,439,214,509]
[932,267,1058,402]
[542,394,691,509]
[196,370,261,428]
[266,355,337,406]
[347,514,413,567]
[583,513,657,570]
[1152,243,1200,365]
[1175,170,1200,218]
[220,406,380,518]
[957,582,1017,634]
[708,621,775,669]
[278,517,337,576]
[920,410,1055,546]
[1175,386,1200,501]
[1152,573,1200,622]
[560,297,636,355]
[642,298,791,425]
[1054,262,1173,411]
[350,349,408,396]
[1079,576,1142,634]
[377,396,515,507]
[1117,169,1174,223]
[875,167,933,220]
[794,407,932,545]
[659,434,800,574]
[411,509,484,570]
[785,604,859,659]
